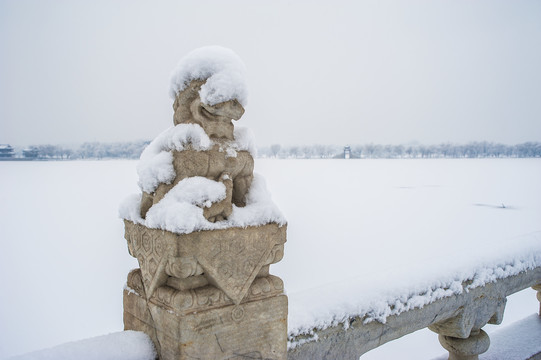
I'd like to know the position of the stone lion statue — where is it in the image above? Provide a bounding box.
[139,79,254,223]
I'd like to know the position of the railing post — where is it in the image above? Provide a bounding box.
[533,284,541,315]
[429,295,506,360]
[437,329,490,360]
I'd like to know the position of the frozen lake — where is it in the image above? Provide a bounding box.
[0,158,540,359]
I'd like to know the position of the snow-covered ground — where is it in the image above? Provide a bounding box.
[7,331,155,360]
[273,159,541,338]
[0,158,540,359]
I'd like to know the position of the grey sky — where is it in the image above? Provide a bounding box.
[1,0,540,147]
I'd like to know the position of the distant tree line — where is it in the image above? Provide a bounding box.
[259,142,541,159]
[7,140,541,160]
[20,141,150,160]
[76,141,150,159]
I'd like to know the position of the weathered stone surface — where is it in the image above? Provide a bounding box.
[125,278,287,360]
[426,293,502,360]
[438,330,490,360]
[428,296,506,338]
[125,221,286,304]
[151,295,287,360]
[123,285,161,356]
[124,222,287,359]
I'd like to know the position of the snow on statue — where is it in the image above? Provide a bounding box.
[120,46,285,234]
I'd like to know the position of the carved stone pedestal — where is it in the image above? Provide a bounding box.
[123,221,288,360]
[125,281,287,359]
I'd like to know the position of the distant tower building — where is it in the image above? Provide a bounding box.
[344,145,351,159]
[0,144,15,159]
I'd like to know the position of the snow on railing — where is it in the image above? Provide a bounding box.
[7,331,156,360]
[287,266,541,360]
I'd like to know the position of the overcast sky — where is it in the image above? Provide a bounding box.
[1,0,540,147]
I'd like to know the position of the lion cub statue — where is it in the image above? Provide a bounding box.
[139,78,254,223]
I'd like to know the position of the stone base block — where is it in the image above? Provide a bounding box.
[124,288,161,356]
[124,287,287,360]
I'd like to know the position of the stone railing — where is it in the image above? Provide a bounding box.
[288,266,541,360]
[119,48,540,360]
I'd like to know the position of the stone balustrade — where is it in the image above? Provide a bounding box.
[288,266,541,360]
[119,47,540,360]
